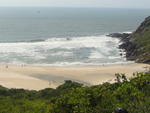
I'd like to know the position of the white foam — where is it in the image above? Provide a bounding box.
[50,51,73,57]
[121,31,132,34]
[0,35,126,65]
[89,50,105,59]
[29,60,133,67]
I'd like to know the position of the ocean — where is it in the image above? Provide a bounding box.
[0,7,149,66]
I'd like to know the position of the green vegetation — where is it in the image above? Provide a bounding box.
[130,16,150,63]
[0,73,150,113]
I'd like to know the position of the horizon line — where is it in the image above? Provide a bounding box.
[0,6,149,10]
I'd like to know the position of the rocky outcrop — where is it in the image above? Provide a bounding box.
[108,16,150,64]
[119,37,136,60]
[107,33,130,39]
[108,33,137,61]
[135,16,150,33]
[128,16,150,64]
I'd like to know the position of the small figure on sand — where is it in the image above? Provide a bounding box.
[5,65,8,69]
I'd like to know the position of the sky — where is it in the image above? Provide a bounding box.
[0,0,150,9]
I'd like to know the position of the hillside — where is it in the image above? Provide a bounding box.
[120,16,150,63]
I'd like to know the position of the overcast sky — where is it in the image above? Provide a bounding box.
[0,0,150,9]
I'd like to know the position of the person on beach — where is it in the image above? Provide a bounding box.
[6,65,8,69]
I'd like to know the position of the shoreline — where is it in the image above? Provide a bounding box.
[0,63,149,90]
[0,60,134,67]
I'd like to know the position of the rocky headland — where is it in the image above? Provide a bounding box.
[108,16,150,64]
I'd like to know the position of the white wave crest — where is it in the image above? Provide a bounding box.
[0,35,126,65]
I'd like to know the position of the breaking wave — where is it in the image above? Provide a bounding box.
[0,35,128,66]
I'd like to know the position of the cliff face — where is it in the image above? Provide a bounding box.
[120,16,150,64]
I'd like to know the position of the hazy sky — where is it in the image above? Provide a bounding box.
[0,0,150,9]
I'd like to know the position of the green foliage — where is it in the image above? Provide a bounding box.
[0,73,150,113]
[57,80,83,90]
[130,16,150,63]
[115,73,128,83]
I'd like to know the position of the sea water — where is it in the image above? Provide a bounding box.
[0,7,149,66]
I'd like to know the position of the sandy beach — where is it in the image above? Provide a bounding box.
[0,63,149,90]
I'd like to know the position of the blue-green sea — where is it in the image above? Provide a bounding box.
[0,7,149,65]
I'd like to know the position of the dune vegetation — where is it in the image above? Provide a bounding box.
[0,72,149,113]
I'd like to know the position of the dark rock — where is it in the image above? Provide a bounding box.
[120,53,123,56]
[107,32,136,62]
[136,56,150,64]
[107,33,130,39]
[119,41,136,57]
